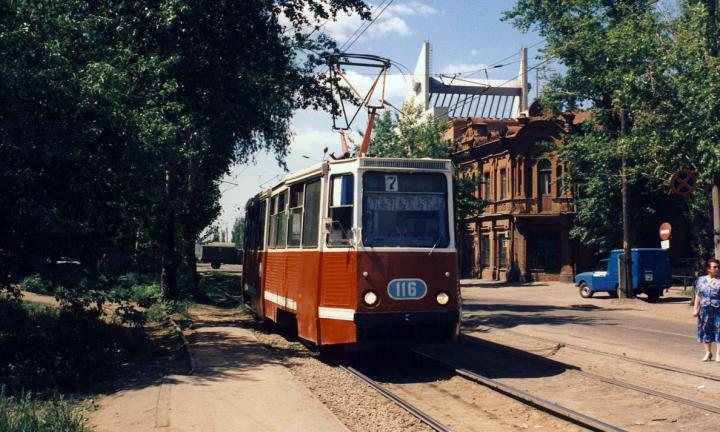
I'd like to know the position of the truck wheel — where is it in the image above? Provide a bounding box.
[647,289,662,301]
[579,282,593,298]
[211,261,221,269]
[608,290,618,298]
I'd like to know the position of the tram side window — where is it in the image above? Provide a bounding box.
[327,174,353,246]
[276,191,287,248]
[287,184,304,247]
[269,191,287,249]
[302,179,321,247]
[257,200,266,249]
[268,196,278,248]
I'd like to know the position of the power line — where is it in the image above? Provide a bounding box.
[337,0,391,53]
[339,0,395,54]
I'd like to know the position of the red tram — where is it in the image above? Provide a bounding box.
[241,157,460,346]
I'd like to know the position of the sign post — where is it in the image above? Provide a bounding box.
[659,222,671,250]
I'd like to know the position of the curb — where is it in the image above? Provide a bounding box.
[169,318,196,374]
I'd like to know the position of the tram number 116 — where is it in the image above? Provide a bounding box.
[387,279,427,300]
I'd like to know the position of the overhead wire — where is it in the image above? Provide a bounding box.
[338,0,395,54]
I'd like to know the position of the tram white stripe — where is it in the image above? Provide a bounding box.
[263,290,297,311]
[318,307,355,321]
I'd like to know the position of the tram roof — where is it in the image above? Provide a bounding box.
[271,156,454,192]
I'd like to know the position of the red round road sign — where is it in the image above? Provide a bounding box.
[659,222,672,240]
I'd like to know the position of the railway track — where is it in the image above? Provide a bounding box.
[342,350,618,432]
[457,334,720,416]
[412,350,623,432]
[466,328,720,383]
[340,365,452,432]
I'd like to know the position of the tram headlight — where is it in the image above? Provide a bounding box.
[435,292,450,305]
[363,291,378,306]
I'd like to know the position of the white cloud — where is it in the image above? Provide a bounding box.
[386,2,438,17]
[321,1,437,43]
[289,129,339,155]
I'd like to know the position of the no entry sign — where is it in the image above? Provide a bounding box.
[659,222,672,240]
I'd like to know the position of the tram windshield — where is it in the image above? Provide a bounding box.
[362,172,449,248]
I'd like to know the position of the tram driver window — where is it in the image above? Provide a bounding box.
[327,174,353,246]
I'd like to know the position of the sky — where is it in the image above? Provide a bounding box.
[216,0,545,237]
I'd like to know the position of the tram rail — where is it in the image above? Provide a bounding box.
[411,350,623,432]
[460,334,720,416]
[339,365,453,432]
[465,329,720,383]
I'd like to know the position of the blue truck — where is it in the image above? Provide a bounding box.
[574,248,671,300]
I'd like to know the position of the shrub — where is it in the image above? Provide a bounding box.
[145,300,190,323]
[20,275,53,295]
[0,298,151,394]
[130,283,161,308]
[0,388,87,432]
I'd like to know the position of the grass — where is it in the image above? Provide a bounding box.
[0,297,157,431]
[0,388,88,432]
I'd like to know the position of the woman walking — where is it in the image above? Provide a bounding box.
[693,258,720,361]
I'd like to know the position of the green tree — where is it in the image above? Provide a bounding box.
[0,0,370,300]
[232,217,245,250]
[504,1,718,255]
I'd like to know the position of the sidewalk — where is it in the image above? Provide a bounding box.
[90,324,348,432]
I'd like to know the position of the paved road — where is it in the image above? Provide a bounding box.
[460,282,711,370]
[90,306,347,432]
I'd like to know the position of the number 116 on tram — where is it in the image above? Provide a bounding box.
[241,157,461,347]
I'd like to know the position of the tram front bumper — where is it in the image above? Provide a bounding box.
[354,309,460,342]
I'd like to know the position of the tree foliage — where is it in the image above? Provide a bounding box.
[504,0,720,255]
[232,217,245,250]
[0,0,369,298]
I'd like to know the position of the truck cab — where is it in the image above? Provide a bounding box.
[574,248,671,300]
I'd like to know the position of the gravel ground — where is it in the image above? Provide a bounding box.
[249,327,433,432]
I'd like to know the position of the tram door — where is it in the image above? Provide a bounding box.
[243,199,266,314]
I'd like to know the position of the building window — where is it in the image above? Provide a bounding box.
[517,164,523,194]
[483,172,491,201]
[556,164,563,196]
[480,235,490,268]
[498,233,508,269]
[539,159,552,195]
[525,163,533,198]
[499,169,507,200]
[527,234,560,272]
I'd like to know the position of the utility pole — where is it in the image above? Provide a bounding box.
[706,0,720,258]
[619,112,634,298]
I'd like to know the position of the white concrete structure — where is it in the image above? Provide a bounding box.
[406,42,529,119]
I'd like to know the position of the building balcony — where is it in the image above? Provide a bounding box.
[480,196,574,217]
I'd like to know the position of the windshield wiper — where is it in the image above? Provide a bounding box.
[428,234,443,256]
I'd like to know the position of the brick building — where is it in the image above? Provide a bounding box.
[406,42,594,281]
[451,110,592,282]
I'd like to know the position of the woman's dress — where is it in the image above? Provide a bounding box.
[696,275,720,343]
